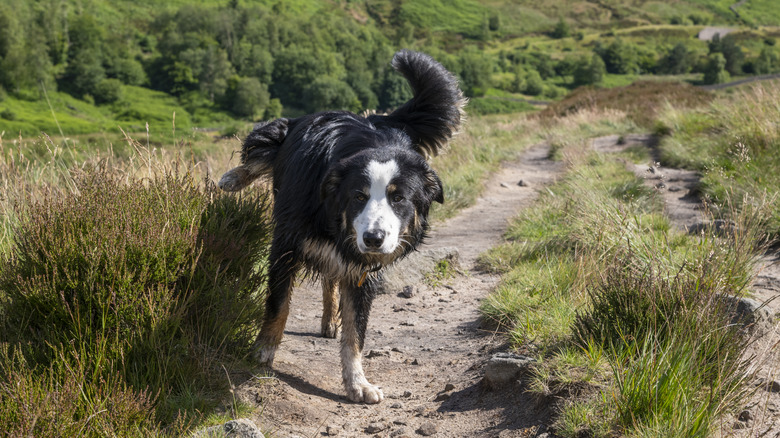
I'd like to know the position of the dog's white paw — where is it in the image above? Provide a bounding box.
[346,382,384,404]
[254,344,277,367]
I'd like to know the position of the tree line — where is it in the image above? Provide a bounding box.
[1,1,779,124]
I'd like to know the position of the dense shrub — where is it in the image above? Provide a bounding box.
[0,167,272,433]
[657,42,695,75]
[93,78,124,104]
[703,53,730,84]
[524,70,545,96]
[595,38,640,75]
[0,109,15,120]
[225,76,270,118]
[572,54,605,86]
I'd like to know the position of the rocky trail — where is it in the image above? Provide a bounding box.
[210,135,780,438]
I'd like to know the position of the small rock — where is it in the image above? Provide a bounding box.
[733,421,747,430]
[390,402,403,409]
[222,419,263,438]
[717,295,774,334]
[536,434,550,438]
[484,353,537,389]
[738,410,752,422]
[433,392,450,402]
[444,383,455,392]
[765,379,780,393]
[416,421,437,436]
[392,347,403,353]
[402,285,414,298]
[403,390,413,398]
[500,182,510,188]
[390,427,410,437]
[400,321,415,326]
[326,425,340,436]
[411,358,421,365]
[655,182,666,189]
[668,186,682,192]
[768,401,778,412]
[517,180,526,187]
[365,422,388,434]
[366,349,390,358]
[393,419,408,425]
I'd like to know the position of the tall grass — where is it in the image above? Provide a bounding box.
[479,139,766,436]
[0,142,272,434]
[657,80,780,240]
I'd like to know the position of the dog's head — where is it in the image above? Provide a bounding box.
[321,139,443,265]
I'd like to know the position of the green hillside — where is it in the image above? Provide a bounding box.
[1,0,779,138]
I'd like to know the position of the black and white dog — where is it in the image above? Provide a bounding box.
[219,50,465,403]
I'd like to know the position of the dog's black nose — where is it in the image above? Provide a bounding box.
[363,230,385,249]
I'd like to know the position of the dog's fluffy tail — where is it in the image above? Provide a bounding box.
[372,50,467,158]
[218,118,289,192]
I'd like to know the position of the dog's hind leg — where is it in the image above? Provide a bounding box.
[321,278,340,338]
[339,277,383,404]
[254,243,299,367]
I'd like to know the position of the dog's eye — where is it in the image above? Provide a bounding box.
[392,194,404,203]
[355,193,367,202]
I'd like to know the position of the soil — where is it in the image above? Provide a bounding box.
[229,135,780,437]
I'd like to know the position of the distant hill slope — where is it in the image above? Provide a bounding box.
[0,0,779,138]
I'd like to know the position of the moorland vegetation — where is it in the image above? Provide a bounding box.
[1,0,779,436]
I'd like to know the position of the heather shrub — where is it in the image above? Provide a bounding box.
[0,166,272,434]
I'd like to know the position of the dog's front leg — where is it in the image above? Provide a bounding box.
[339,278,383,403]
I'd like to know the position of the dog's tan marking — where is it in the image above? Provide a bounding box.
[321,278,340,338]
[254,297,291,366]
[340,287,383,404]
[386,183,397,193]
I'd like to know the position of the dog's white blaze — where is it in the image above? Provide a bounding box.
[354,160,401,254]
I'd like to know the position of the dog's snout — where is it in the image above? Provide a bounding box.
[363,230,385,249]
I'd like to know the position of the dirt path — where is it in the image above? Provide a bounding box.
[228,134,779,437]
[231,144,563,437]
[592,134,780,437]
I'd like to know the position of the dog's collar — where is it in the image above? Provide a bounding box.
[357,265,383,287]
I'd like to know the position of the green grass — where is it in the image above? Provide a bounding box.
[479,140,765,437]
[398,0,489,38]
[0,132,272,435]
[0,86,204,140]
[657,79,780,239]
[467,97,537,115]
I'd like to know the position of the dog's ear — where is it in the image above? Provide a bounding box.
[369,50,466,159]
[423,169,444,204]
[320,166,342,201]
